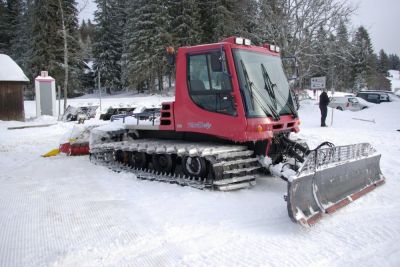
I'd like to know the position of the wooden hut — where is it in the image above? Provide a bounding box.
[0,54,29,121]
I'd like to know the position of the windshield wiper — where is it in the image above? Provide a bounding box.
[240,59,255,108]
[260,63,277,109]
[260,63,298,118]
[286,90,299,118]
[240,60,280,120]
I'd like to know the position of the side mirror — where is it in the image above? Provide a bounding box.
[210,52,222,72]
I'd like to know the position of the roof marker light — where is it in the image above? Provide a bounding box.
[244,39,251,46]
[235,37,244,45]
[270,45,276,52]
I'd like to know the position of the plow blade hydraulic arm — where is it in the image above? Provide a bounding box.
[287,143,385,226]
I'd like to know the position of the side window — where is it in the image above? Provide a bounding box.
[188,52,236,116]
[367,94,379,100]
[188,55,211,90]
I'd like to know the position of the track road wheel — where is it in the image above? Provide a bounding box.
[130,152,148,169]
[114,150,124,163]
[122,151,130,165]
[182,156,207,178]
[104,151,113,162]
[152,154,175,173]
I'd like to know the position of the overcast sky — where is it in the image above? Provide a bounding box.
[77,0,400,56]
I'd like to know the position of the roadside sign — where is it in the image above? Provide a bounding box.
[311,76,326,89]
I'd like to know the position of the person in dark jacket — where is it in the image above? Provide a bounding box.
[319,90,330,127]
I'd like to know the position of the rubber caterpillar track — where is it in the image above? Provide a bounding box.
[90,139,263,191]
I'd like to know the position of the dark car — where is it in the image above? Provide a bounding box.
[356,91,391,104]
[362,90,400,101]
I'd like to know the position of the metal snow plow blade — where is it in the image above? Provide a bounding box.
[287,143,385,227]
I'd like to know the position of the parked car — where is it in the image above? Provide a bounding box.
[371,90,400,101]
[329,96,369,111]
[356,91,394,103]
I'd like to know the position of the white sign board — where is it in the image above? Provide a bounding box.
[311,76,326,89]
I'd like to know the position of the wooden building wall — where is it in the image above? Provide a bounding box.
[0,82,25,121]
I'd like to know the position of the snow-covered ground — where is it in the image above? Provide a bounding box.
[1,94,400,266]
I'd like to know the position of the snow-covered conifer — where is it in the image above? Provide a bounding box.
[93,0,127,93]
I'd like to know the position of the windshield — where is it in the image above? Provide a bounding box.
[233,49,295,118]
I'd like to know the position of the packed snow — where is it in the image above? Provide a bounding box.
[0,93,399,266]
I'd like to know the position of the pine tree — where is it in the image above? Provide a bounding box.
[197,0,237,43]
[80,19,87,41]
[168,0,201,46]
[212,0,236,41]
[29,0,82,95]
[0,1,9,53]
[8,0,31,71]
[30,0,63,80]
[93,0,127,94]
[388,54,400,70]
[197,0,216,43]
[124,0,169,92]
[377,49,390,75]
[311,26,330,77]
[334,20,352,91]
[351,26,375,90]
[258,0,287,48]
[61,0,83,95]
[235,0,259,43]
[0,0,23,55]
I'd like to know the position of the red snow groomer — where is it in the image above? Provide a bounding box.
[89,37,384,226]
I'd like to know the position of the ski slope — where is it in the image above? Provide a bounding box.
[0,94,399,266]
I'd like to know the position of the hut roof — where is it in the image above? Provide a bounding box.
[0,54,29,82]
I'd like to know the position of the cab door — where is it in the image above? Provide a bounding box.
[188,52,236,116]
[174,48,247,141]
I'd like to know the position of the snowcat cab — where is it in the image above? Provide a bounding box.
[89,37,384,227]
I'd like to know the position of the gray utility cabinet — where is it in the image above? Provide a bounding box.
[35,71,56,117]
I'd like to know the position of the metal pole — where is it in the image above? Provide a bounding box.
[98,69,102,112]
[330,67,335,126]
[58,85,61,119]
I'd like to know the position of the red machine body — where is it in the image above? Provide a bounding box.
[159,37,300,154]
